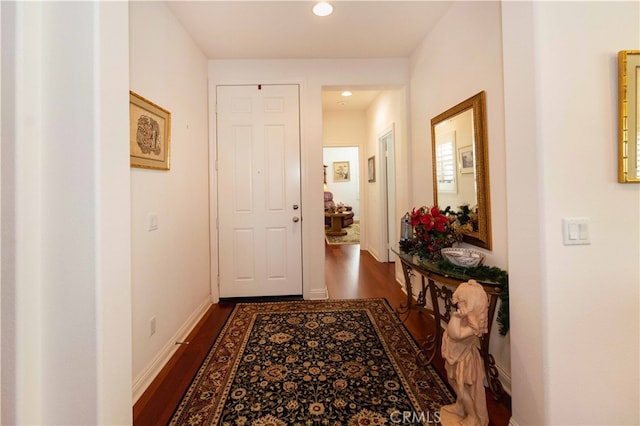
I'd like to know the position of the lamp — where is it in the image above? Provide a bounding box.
[400,212,412,241]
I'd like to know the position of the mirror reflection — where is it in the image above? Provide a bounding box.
[431,91,492,250]
[433,108,477,209]
[618,50,640,183]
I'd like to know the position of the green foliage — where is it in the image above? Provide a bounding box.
[443,204,478,232]
[436,260,510,336]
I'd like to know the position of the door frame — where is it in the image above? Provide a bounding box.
[208,78,324,302]
[215,84,303,298]
[378,124,396,262]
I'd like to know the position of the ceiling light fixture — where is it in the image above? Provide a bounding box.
[313,2,333,17]
[341,91,353,97]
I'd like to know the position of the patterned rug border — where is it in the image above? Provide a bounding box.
[169,298,453,425]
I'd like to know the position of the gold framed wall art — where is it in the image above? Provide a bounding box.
[333,161,350,182]
[130,91,171,170]
[618,50,640,182]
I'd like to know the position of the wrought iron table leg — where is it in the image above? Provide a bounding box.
[485,353,504,398]
[395,261,415,322]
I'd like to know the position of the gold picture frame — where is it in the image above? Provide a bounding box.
[130,91,171,170]
[618,50,640,182]
[333,161,350,182]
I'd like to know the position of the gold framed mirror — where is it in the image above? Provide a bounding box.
[618,50,640,183]
[431,91,492,250]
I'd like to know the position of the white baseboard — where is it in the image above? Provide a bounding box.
[496,362,512,396]
[508,417,519,426]
[307,286,329,300]
[132,296,213,403]
[367,248,383,263]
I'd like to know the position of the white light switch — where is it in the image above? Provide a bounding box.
[562,218,590,245]
[568,223,579,240]
[148,213,159,231]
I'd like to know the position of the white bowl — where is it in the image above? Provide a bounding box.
[441,248,485,267]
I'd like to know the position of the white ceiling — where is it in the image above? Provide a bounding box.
[322,90,380,111]
[165,1,452,111]
[165,1,452,60]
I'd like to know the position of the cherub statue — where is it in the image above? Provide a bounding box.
[440,279,489,426]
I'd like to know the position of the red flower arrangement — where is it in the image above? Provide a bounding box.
[407,206,461,261]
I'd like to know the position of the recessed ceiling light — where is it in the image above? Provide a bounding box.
[313,2,333,17]
[341,91,353,97]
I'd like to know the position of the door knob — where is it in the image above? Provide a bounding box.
[293,204,299,210]
[292,216,300,223]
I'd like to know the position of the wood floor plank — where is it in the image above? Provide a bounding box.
[133,243,511,426]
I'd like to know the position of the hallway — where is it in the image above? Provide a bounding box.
[133,243,512,425]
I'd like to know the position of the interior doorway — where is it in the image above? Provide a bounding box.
[379,127,396,262]
[321,88,404,264]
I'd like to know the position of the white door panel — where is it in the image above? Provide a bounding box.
[217,85,302,298]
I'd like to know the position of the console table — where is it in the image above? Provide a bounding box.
[392,247,505,399]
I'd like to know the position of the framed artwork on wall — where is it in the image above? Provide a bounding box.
[130,91,171,170]
[333,161,350,182]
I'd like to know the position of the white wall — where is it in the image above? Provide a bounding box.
[323,109,367,220]
[208,58,409,301]
[323,147,361,219]
[129,2,211,401]
[323,110,367,147]
[408,1,510,391]
[365,90,409,262]
[1,2,131,424]
[503,2,639,424]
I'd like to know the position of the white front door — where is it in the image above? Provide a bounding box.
[217,85,302,298]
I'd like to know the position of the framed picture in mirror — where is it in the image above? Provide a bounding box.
[459,147,474,174]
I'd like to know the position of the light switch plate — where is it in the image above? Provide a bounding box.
[562,218,590,245]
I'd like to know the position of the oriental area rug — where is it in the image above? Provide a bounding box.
[325,223,360,245]
[169,299,453,426]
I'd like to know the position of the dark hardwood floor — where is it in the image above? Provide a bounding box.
[133,243,512,425]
